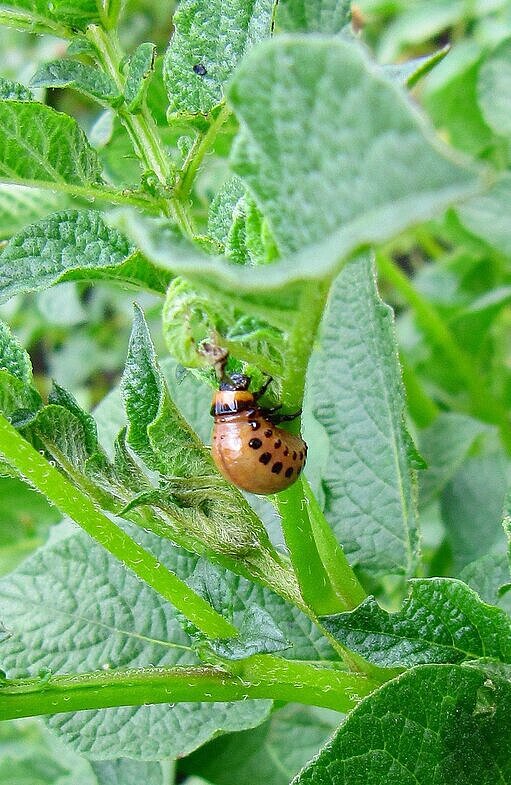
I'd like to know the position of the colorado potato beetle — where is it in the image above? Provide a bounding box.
[211,373,307,495]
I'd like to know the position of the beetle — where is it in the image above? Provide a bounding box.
[211,372,307,495]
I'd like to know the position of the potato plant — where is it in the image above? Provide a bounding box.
[0,1,510,783]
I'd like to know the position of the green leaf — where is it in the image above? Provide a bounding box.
[48,382,98,454]
[422,42,495,157]
[457,173,511,258]
[163,0,274,116]
[67,37,98,57]
[460,553,511,614]
[0,527,271,760]
[417,413,488,506]
[0,0,99,35]
[208,176,246,248]
[0,184,68,240]
[209,606,288,659]
[124,42,156,113]
[322,578,511,668]
[477,36,511,138]
[30,60,122,107]
[0,209,171,302]
[228,36,478,256]
[276,0,351,33]
[0,369,41,421]
[0,101,102,191]
[294,664,511,785]
[183,704,341,785]
[311,255,418,577]
[91,760,173,785]
[441,452,508,572]
[382,46,450,88]
[0,319,32,385]
[0,477,60,576]
[186,560,332,661]
[162,277,284,372]
[121,304,210,477]
[0,755,68,785]
[0,77,32,101]
[23,405,97,476]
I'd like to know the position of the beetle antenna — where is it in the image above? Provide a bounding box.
[200,341,229,381]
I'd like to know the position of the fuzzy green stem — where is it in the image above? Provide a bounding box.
[87,26,172,185]
[279,282,331,414]
[376,252,511,451]
[87,25,204,239]
[0,415,236,639]
[271,280,347,618]
[301,479,366,609]
[99,0,124,29]
[0,656,380,721]
[273,481,343,615]
[175,104,231,199]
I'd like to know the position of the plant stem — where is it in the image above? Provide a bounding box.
[0,656,381,721]
[279,282,331,414]
[0,414,236,640]
[0,178,162,212]
[87,25,202,239]
[175,104,231,199]
[273,481,344,615]
[301,479,366,609]
[87,27,171,184]
[272,280,351,618]
[376,251,511,451]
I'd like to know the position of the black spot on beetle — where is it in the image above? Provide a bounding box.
[293,451,297,460]
[274,439,282,449]
[193,63,207,76]
[285,467,294,478]
[259,452,272,465]
[249,438,262,449]
[264,429,273,437]
[283,448,289,456]
[297,465,302,475]
[299,451,303,460]
[271,462,283,474]
[249,421,261,430]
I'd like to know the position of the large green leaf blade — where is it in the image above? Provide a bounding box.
[417,413,488,506]
[164,0,274,116]
[228,36,479,256]
[276,0,351,33]
[311,255,418,577]
[321,577,511,668]
[0,0,99,34]
[0,184,67,240]
[0,210,171,301]
[457,173,511,257]
[183,704,341,785]
[294,664,511,785]
[0,526,272,760]
[0,101,101,190]
[441,452,508,572]
[91,760,172,785]
[477,37,511,138]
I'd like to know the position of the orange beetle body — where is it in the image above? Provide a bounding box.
[211,376,307,495]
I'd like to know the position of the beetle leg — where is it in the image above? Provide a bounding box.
[260,404,282,415]
[268,408,302,424]
[253,375,273,400]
